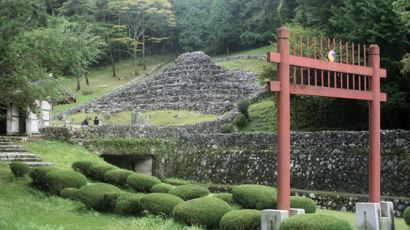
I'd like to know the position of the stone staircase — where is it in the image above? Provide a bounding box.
[0,136,53,167]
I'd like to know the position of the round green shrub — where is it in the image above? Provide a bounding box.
[237,99,251,119]
[234,113,249,128]
[29,167,56,190]
[173,197,232,228]
[126,173,161,192]
[220,124,235,133]
[163,177,193,186]
[169,184,210,200]
[151,183,175,193]
[140,193,184,216]
[232,184,277,210]
[44,169,87,195]
[280,214,353,230]
[60,188,79,200]
[77,183,122,212]
[213,193,234,204]
[114,193,145,215]
[104,169,135,186]
[72,161,96,175]
[88,164,118,181]
[290,196,316,213]
[404,206,410,226]
[220,209,261,230]
[10,162,30,177]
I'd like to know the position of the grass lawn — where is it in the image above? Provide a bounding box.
[53,54,174,114]
[217,59,270,77]
[57,110,218,127]
[238,96,277,133]
[212,45,275,58]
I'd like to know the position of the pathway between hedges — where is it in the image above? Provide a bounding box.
[0,136,53,167]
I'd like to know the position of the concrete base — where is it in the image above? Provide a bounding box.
[355,202,395,230]
[261,208,305,230]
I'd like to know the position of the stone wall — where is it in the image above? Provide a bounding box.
[212,55,266,63]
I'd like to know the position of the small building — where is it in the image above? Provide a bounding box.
[0,101,52,136]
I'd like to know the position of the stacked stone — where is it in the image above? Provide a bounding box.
[66,51,261,115]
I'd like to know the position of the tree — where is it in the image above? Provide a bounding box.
[277,0,298,24]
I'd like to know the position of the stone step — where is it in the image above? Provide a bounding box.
[1,157,42,162]
[0,153,37,158]
[0,148,27,153]
[0,142,12,145]
[5,161,54,167]
[0,145,21,149]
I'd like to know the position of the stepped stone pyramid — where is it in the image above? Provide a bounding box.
[71,51,261,115]
[0,136,53,168]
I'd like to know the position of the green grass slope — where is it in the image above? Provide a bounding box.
[239,97,276,133]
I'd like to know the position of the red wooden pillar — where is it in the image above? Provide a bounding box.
[368,45,381,203]
[276,27,291,210]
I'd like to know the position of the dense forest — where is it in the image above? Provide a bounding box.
[0,0,409,130]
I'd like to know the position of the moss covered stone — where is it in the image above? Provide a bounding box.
[44,169,87,195]
[112,192,145,215]
[88,164,118,181]
[150,183,175,193]
[29,167,56,190]
[77,183,122,212]
[140,193,184,216]
[173,197,232,229]
[213,193,234,204]
[126,173,161,192]
[290,196,316,213]
[168,184,210,200]
[232,184,277,210]
[10,162,30,177]
[104,169,135,186]
[220,209,261,230]
[280,214,353,230]
[72,161,96,175]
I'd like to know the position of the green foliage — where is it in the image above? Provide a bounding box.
[151,183,175,193]
[141,193,184,216]
[404,206,410,225]
[168,184,210,200]
[113,192,145,215]
[220,124,235,133]
[126,173,161,192]
[44,169,87,195]
[290,196,316,213]
[213,193,234,204]
[259,65,277,86]
[220,209,261,230]
[163,177,194,186]
[237,99,251,119]
[77,183,122,212]
[104,169,135,186]
[29,167,56,190]
[173,197,232,228]
[60,188,79,200]
[10,162,30,177]
[72,161,96,175]
[279,214,353,230]
[232,184,277,210]
[234,113,249,128]
[87,164,118,181]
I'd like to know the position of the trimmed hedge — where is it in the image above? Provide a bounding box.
[232,184,277,210]
[220,209,261,230]
[404,206,410,226]
[60,188,79,200]
[104,169,135,186]
[140,193,184,216]
[77,183,122,212]
[213,193,234,204]
[72,161,96,175]
[10,162,30,177]
[290,196,316,213]
[150,183,175,193]
[126,173,161,192]
[168,184,210,200]
[44,169,87,194]
[88,164,118,181]
[163,177,193,186]
[29,167,55,190]
[279,214,353,230]
[114,193,145,215]
[173,197,232,229]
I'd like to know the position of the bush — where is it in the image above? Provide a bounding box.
[140,193,184,216]
[213,193,234,204]
[126,173,161,192]
[44,169,87,195]
[77,183,122,212]
[237,99,251,119]
[104,169,135,186]
[234,113,249,128]
[404,206,410,225]
[173,197,231,228]
[279,214,353,230]
[232,184,277,210]
[113,193,145,215]
[220,209,261,230]
[290,196,316,213]
[29,167,56,190]
[72,161,96,175]
[60,188,79,200]
[10,162,30,177]
[151,183,175,193]
[220,124,235,133]
[168,184,210,200]
[163,177,193,186]
[88,164,118,181]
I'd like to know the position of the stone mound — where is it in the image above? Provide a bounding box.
[74,51,261,114]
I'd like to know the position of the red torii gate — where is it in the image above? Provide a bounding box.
[267,27,387,211]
